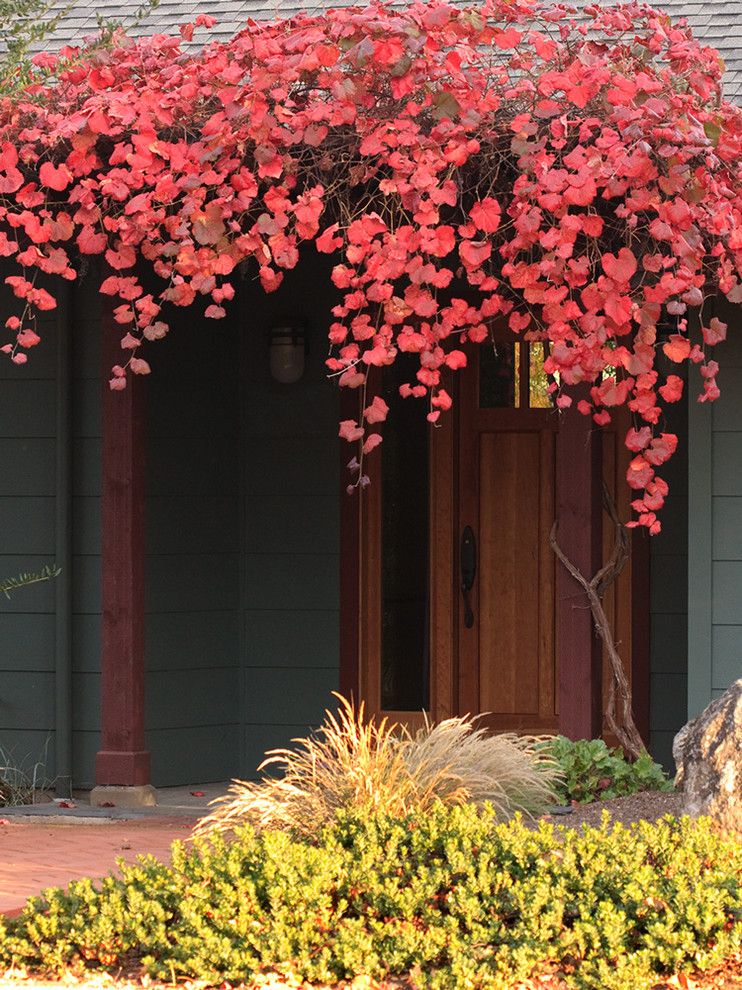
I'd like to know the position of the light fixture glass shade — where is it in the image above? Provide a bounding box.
[269,326,306,383]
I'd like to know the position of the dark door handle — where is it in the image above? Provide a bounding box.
[461,525,476,629]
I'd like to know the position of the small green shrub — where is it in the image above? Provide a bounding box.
[1,807,739,990]
[543,736,672,804]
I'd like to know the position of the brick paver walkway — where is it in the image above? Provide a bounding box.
[0,818,197,917]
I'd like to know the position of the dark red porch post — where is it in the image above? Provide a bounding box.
[92,295,153,804]
[555,392,603,740]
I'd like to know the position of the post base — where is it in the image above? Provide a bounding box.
[95,748,151,786]
[90,784,157,809]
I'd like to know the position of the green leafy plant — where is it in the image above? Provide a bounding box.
[197,695,561,837]
[542,736,673,805]
[1,808,739,989]
[0,0,69,93]
[0,0,162,94]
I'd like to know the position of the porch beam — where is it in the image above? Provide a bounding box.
[92,292,154,805]
[555,394,603,739]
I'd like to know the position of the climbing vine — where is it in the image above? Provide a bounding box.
[0,0,740,530]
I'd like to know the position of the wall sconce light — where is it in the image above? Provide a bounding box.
[268,324,307,384]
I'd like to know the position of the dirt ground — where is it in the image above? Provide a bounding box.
[1,953,741,989]
[540,788,685,829]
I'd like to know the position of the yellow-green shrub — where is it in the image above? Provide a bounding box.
[2,808,739,990]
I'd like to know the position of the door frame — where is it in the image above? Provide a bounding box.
[355,385,457,728]
[338,365,651,738]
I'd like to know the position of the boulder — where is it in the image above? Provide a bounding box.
[673,678,741,833]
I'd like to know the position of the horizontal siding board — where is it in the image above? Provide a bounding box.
[146,438,239,496]
[711,561,742,624]
[711,433,742,496]
[147,381,239,439]
[712,367,742,430]
[146,496,238,555]
[146,611,239,671]
[711,626,742,690]
[72,496,101,555]
[71,671,100,732]
[243,495,339,555]
[712,497,742,560]
[650,614,688,674]
[243,609,339,669]
[146,554,239,613]
[0,671,55,729]
[714,301,742,364]
[72,379,101,439]
[244,384,339,439]
[147,611,240,669]
[71,554,101,614]
[72,613,101,673]
[141,316,237,380]
[242,723,317,779]
[242,667,338,725]
[72,438,101,496]
[0,497,55,554]
[146,668,240,730]
[72,730,99,789]
[649,554,688,615]
[244,553,339,611]
[654,495,687,550]
[0,440,55,495]
[147,725,240,785]
[649,673,687,733]
[0,614,56,671]
[243,437,338,496]
[0,381,56,437]
[0,341,56,380]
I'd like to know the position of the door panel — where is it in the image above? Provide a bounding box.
[478,432,541,716]
[458,341,558,732]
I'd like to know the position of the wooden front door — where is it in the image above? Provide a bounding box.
[456,338,558,732]
[356,339,641,735]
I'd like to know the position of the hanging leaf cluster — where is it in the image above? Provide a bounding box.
[0,0,741,530]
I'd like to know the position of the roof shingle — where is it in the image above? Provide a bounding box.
[38,0,742,103]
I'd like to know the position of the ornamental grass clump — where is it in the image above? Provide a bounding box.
[197,695,560,836]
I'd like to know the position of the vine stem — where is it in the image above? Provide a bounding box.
[549,484,646,760]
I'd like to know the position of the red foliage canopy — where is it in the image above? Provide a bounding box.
[1,0,741,530]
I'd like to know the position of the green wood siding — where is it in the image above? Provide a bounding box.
[0,268,60,785]
[143,314,241,786]
[688,298,742,721]
[0,271,109,789]
[238,259,340,778]
[649,362,689,772]
[1,259,342,790]
[139,258,341,784]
